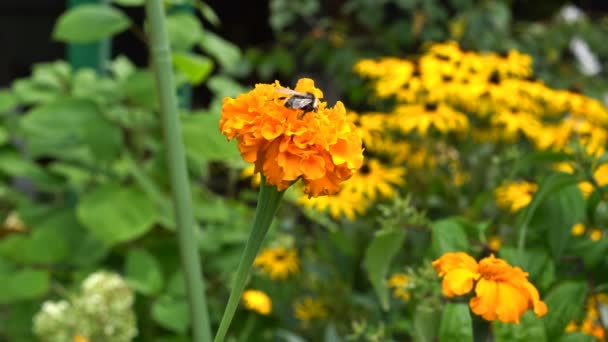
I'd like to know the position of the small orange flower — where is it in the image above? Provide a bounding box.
[220,78,364,197]
[432,252,548,324]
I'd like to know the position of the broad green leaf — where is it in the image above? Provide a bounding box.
[166,12,203,51]
[439,303,473,342]
[515,172,578,250]
[413,304,440,342]
[543,281,587,340]
[511,151,574,176]
[182,111,241,162]
[363,228,406,311]
[0,151,62,191]
[120,70,158,109]
[0,224,69,265]
[0,299,39,340]
[207,75,247,98]
[493,311,546,342]
[430,218,469,257]
[20,99,122,161]
[173,52,214,85]
[530,184,584,260]
[125,248,164,295]
[152,296,190,334]
[53,4,130,43]
[77,184,158,246]
[199,31,242,73]
[0,268,49,303]
[0,90,17,113]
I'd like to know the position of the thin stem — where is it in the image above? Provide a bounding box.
[214,178,284,342]
[145,1,212,341]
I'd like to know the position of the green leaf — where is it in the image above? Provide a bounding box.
[166,12,203,51]
[0,268,49,303]
[112,0,144,6]
[152,296,190,334]
[516,172,579,250]
[207,75,247,99]
[431,218,469,257]
[182,111,241,162]
[413,304,440,342]
[542,281,587,340]
[20,99,122,161]
[199,31,242,73]
[493,311,546,342]
[363,228,406,311]
[120,70,158,109]
[196,1,220,27]
[439,303,473,342]
[557,333,596,342]
[77,184,158,246]
[125,248,164,295]
[0,90,17,113]
[530,184,584,260]
[53,4,130,43]
[173,52,214,85]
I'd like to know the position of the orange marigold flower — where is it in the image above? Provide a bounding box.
[433,253,548,324]
[220,78,364,197]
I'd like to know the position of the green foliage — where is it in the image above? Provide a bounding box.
[439,303,473,342]
[53,4,131,43]
[363,228,406,311]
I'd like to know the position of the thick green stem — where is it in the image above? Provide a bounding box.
[214,178,284,342]
[145,1,212,341]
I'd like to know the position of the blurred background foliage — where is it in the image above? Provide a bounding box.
[1,0,608,341]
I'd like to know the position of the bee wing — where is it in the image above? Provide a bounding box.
[287,97,315,109]
[275,87,304,96]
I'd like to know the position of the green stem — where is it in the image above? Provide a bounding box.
[238,314,257,342]
[145,1,212,341]
[214,178,284,342]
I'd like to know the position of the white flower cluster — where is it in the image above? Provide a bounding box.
[33,271,138,342]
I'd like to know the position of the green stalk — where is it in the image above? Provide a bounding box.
[145,1,212,341]
[214,178,284,342]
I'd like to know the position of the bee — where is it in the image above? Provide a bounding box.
[275,87,319,117]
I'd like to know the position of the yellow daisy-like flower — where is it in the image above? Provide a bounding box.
[293,297,328,322]
[432,252,548,324]
[387,273,411,301]
[579,164,608,198]
[346,159,406,201]
[393,103,469,136]
[73,335,89,342]
[254,247,299,280]
[298,184,368,221]
[220,78,364,197]
[589,229,603,241]
[242,289,272,315]
[488,236,502,251]
[494,181,538,213]
[571,223,586,237]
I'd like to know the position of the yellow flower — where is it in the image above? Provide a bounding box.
[298,185,368,220]
[589,229,603,241]
[564,320,578,333]
[73,335,89,342]
[488,236,501,251]
[345,159,406,201]
[220,78,363,197]
[393,103,469,136]
[432,252,548,324]
[254,247,299,280]
[579,164,608,198]
[293,297,327,322]
[242,289,272,315]
[388,273,411,301]
[571,223,586,236]
[494,181,537,213]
